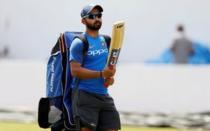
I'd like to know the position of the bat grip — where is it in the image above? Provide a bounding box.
[109,65,114,70]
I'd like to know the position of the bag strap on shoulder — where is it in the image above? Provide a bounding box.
[102,35,111,50]
[76,34,89,56]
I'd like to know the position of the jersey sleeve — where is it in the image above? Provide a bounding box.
[69,38,84,64]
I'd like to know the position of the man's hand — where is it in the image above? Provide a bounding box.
[104,77,114,87]
[102,66,116,78]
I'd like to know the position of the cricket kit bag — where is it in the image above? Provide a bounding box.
[38,31,111,130]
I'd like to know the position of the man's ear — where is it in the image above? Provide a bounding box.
[81,18,86,25]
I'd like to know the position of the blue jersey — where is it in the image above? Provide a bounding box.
[69,33,109,95]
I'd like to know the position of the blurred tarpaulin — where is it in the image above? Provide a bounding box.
[146,42,210,64]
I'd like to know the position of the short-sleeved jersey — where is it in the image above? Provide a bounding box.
[69,33,109,95]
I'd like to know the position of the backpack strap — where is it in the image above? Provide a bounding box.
[59,33,67,53]
[102,35,111,50]
[76,34,89,56]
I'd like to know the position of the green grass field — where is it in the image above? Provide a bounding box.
[0,122,181,131]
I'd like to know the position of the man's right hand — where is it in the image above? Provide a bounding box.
[102,66,116,78]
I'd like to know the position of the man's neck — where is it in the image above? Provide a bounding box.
[86,29,99,38]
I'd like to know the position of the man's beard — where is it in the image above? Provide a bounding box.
[86,21,102,31]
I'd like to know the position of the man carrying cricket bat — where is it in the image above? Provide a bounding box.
[70,4,121,131]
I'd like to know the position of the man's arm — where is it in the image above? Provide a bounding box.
[70,61,116,80]
[69,38,115,80]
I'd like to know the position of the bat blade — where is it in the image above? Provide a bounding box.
[107,21,125,67]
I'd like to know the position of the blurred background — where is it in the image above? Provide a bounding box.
[1,0,210,130]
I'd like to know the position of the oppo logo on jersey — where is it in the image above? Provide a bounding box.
[87,48,108,56]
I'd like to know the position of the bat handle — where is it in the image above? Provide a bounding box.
[109,65,114,70]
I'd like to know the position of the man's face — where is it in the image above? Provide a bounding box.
[83,8,102,31]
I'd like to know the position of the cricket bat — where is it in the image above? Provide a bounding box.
[105,21,125,87]
[107,21,125,68]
